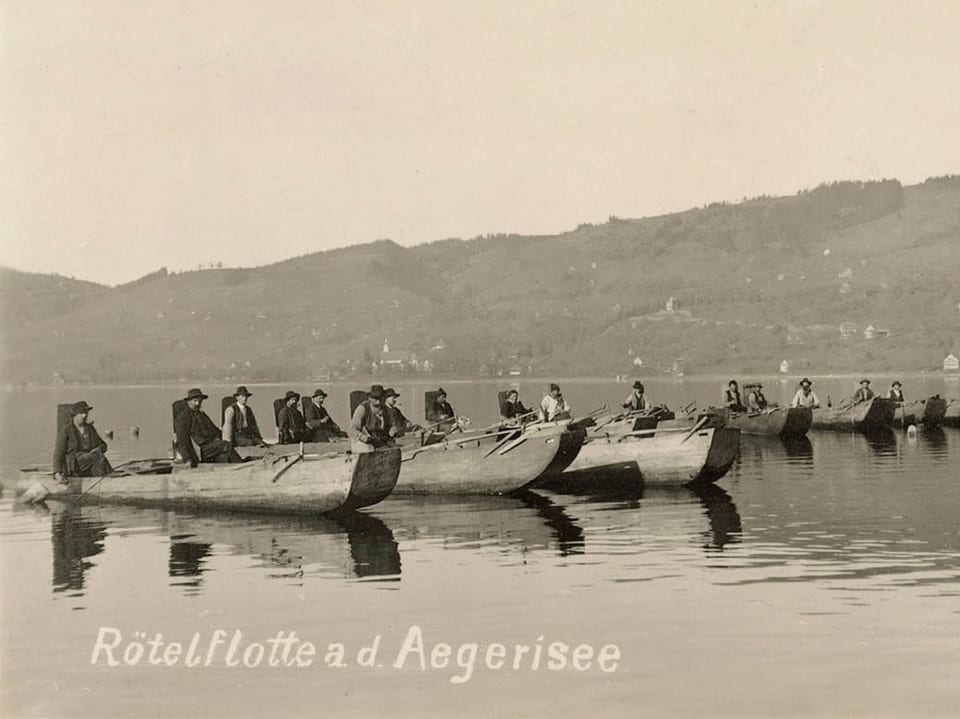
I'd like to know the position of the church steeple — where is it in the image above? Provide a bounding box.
[383,338,389,354]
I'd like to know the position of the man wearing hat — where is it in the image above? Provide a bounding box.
[540,383,572,422]
[222,386,265,447]
[791,378,820,409]
[501,389,532,421]
[745,383,769,412]
[384,388,421,438]
[887,381,905,402]
[350,385,392,450]
[722,380,746,412]
[175,389,241,467]
[53,401,112,483]
[426,387,456,432]
[304,388,347,441]
[622,380,650,412]
[277,391,308,444]
[853,379,875,404]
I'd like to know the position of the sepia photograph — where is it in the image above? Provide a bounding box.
[1,2,959,717]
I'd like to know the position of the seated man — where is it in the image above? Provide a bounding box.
[853,379,875,404]
[540,383,572,422]
[744,383,768,412]
[791,378,820,409]
[53,401,112,483]
[887,381,904,402]
[385,388,421,438]
[222,386,265,447]
[722,380,746,412]
[622,381,650,412]
[502,389,533,420]
[427,387,457,432]
[303,388,347,441]
[277,390,308,444]
[175,388,241,466]
[351,385,392,449]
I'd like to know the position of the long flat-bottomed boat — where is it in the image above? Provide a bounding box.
[724,407,812,437]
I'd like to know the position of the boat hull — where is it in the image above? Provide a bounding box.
[15,447,401,515]
[550,425,740,488]
[944,399,960,428]
[725,407,812,437]
[892,396,948,428]
[810,397,896,431]
[395,423,579,494]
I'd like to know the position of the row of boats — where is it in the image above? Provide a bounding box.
[14,392,960,517]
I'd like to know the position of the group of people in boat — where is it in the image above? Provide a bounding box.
[723,380,770,412]
[721,377,909,413]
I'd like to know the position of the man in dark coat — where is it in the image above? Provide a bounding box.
[385,388,421,438]
[501,389,532,420]
[722,380,746,412]
[53,401,112,483]
[222,386,265,446]
[303,388,347,441]
[277,390,308,444]
[175,388,241,466]
[853,379,875,404]
[427,387,456,432]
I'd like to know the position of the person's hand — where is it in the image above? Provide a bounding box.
[190,460,199,469]
[54,472,67,484]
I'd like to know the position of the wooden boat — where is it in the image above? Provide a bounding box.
[809,397,896,431]
[15,446,402,515]
[892,396,948,428]
[545,422,741,489]
[944,399,960,428]
[393,421,586,494]
[724,407,812,437]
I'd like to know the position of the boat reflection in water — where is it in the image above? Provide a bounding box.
[862,428,899,458]
[43,504,401,594]
[739,435,814,468]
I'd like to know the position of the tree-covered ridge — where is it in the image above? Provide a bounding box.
[1,177,958,384]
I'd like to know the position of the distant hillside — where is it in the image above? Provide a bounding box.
[2,176,959,385]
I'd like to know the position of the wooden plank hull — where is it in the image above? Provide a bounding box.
[553,425,740,487]
[944,399,960,428]
[725,407,812,437]
[810,397,896,431]
[892,396,948,428]
[15,447,402,515]
[395,423,579,494]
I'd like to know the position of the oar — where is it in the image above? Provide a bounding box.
[680,415,710,444]
[271,442,304,483]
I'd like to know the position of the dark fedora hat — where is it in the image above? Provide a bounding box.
[436,387,447,396]
[633,380,645,390]
[860,379,871,385]
[800,378,812,386]
[311,388,328,398]
[891,380,902,387]
[70,400,93,415]
[234,386,253,397]
[549,383,560,392]
[185,388,208,401]
[383,387,399,399]
[369,384,385,399]
[283,390,300,401]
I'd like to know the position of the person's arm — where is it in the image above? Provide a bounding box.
[622,393,633,409]
[174,411,200,467]
[790,390,801,408]
[222,406,235,442]
[810,392,820,409]
[351,404,371,443]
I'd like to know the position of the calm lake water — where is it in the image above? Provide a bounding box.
[1,377,959,718]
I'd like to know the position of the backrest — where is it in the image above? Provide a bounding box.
[300,396,312,415]
[273,398,286,430]
[349,390,369,416]
[57,404,73,432]
[221,396,234,424]
[171,399,189,431]
[424,390,441,421]
[497,390,511,417]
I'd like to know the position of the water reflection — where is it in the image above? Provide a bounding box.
[512,490,585,556]
[782,435,814,461]
[690,483,743,550]
[863,428,898,457]
[168,540,212,593]
[48,504,108,593]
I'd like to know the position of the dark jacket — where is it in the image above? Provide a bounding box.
[854,387,875,403]
[723,388,745,412]
[746,390,767,412]
[502,400,530,419]
[351,400,391,446]
[224,403,263,443]
[304,401,344,436]
[386,405,417,437]
[427,400,455,423]
[277,404,307,444]
[174,408,221,466]
[53,421,108,475]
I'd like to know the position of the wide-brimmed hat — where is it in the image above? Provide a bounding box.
[633,380,645,390]
[800,378,812,387]
[384,387,399,399]
[549,383,560,392]
[311,388,327,398]
[70,400,93,415]
[234,386,252,397]
[185,388,208,402]
[283,390,300,401]
[891,380,902,387]
[436,387,447,396]
[369,384,385,399]
[860,379,871,385]
[728,379,739,386]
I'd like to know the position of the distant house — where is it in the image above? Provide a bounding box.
[779,359,790,373]
[509,366,522,376]
[945,354,960,372]
[864,325,876,340]
[666,296,678,313]
[51,372,65,385]
[839,323,857,338]
[838,267,854,279]
[839,281,852,294]
[633,357,643,366]
[380,338,418,371]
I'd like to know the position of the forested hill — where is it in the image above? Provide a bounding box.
[2,176,959,385]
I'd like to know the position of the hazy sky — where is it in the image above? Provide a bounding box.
[2,1,959,285]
